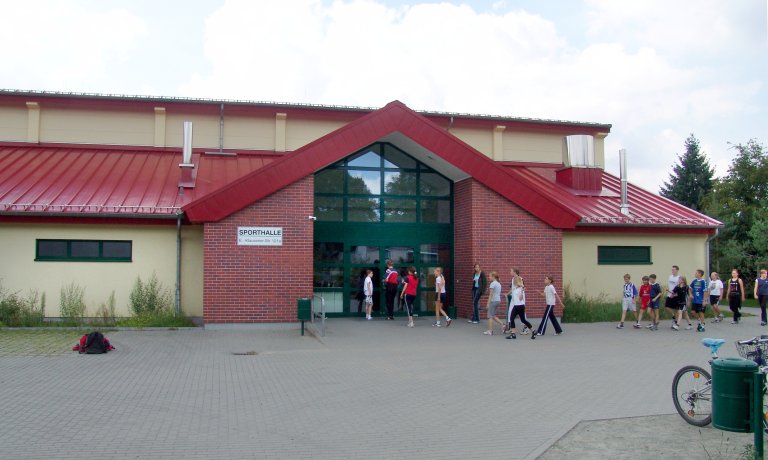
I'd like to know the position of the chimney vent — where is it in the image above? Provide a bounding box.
[181,121,193,167]
[619,148,630,216]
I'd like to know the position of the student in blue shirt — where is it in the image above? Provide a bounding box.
[689,269,709,332]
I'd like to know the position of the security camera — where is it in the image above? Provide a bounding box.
[308,216,317,221]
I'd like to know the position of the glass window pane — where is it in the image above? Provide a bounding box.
[71,241,99,258]
[314,291,343,313]
[315,196,343,221]
[347,170,380,195]
[348,150,381,168]
[37,240,67,258]
[421,199,451,223]
[385,246,414,264]
[420,243,451,264]
[315,169,344,194]
[313,268,344,288]
[383,146,417,169]
[384,171,416,195]
[313,242,344,263]
[420,173,450,196]
[383,199,416,222]
[350,246,379,264]
[348,197,380,222]
[102,241,131,259]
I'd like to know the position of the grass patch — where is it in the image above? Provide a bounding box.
[114,310,195,328]
[561,287,754,323]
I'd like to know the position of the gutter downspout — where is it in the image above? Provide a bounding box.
[175,212,182,316]
[706,227,719,273]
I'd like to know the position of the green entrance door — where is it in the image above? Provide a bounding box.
[312,143,453,317]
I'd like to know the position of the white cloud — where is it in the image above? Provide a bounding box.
[0,1,147,91]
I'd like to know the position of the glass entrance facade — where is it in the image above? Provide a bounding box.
[313,143,453,317]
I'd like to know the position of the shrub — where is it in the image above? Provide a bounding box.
[129,273,173,316]
[94,290,117,326]
[60,282,86,325]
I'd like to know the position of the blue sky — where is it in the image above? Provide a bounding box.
[1,0,766,192]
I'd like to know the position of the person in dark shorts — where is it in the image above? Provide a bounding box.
[726,269,745,324]
[690,269,708,332]
[400,266,418,328]
[754,269,768,326]
[648,274,662,330]
[383,259,398,320]
[708,272,724,322]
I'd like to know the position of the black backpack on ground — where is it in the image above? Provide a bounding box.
[84,331,108,354]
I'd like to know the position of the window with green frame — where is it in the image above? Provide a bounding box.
[314,143,451,224]
[36,239,132,262]
[597,246,651,265]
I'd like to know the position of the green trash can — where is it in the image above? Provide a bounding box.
[712,357,758,432]
[297,298,311,336]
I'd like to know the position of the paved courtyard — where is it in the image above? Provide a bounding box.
[0,311,765,459]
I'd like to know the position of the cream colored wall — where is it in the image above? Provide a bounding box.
[0,223,203,318]
[0,105,32,142]
[39,108,155,145]
[285,118,346,151]
[0,101,606,166]
[563,232,709,301]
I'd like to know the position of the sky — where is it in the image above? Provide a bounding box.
[1,0,766,193]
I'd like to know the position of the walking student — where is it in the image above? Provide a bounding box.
[470,264,487,324]
[648,274,662,330]
[363,269,374,320]
[533,276,564,338]
[400,266,418,327]
[755,269,768,326]
[505,276,533,339]
[617,274,638,329]
[484,272,504,335]
[726,269,745,324]
[636,275,651,328]
[665,265,681,327]
[433,267,452,327]
[690,269,708,332]
[709,271,725,322]
[671,276,690,331]
[383,259,398,320]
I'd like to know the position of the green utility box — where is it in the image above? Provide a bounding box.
[712,357,758,432]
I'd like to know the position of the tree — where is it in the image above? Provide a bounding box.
[660,134,714,211]
[703,139,768,283]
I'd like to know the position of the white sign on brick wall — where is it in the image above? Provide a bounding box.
[237,227,283,246]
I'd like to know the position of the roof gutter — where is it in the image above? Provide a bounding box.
[0,211,180,220]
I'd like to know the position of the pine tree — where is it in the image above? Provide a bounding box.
[660,134,714,211]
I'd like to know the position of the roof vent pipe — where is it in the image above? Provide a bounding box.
[181,121,193,167]
[619,148,630,216]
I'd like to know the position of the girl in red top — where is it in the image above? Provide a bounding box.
[635,276,652,328]
[400,266,418,328]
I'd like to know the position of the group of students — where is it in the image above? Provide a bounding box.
[375,261,452,328]
[472,265,565,339]
[617,265,768,332]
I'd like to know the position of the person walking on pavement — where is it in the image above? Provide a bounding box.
[383,259,398,320]
[533,276,564,338]
[470,264,487,324]
[726,269,745,324]
[755,269,768,326]
[433,267,452,327]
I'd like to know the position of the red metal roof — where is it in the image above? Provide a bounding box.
[182,101,585,228]
[0,144,277,217]
[508,164,721,228]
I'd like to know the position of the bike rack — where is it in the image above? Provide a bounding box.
[309,294,326,337]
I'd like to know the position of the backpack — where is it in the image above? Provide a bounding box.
[84,331,108,354]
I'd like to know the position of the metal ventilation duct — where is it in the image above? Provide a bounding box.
[565,134,595,167]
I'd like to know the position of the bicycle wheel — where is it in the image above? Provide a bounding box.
[672,365,712,427]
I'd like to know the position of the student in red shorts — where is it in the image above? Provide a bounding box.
[635,275,652,328]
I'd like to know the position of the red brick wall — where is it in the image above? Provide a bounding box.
[454,179,563,320]
[203,176,314,324]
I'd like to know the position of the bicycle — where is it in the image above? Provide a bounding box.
[672,335,768,427]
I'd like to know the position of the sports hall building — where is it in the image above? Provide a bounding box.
[0,90,721,326]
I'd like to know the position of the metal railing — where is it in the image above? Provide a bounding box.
[310,294,326,337]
